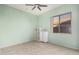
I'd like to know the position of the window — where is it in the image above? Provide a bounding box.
[51,12,71,33]
[53,16,60,33]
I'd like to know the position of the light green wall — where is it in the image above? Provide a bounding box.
[0,5,37,48]
[38,5,78,49]
[77,5,79,48]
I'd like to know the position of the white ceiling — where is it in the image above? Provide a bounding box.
[7,4,62,15]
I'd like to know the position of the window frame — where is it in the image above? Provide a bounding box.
[51,12,72,34]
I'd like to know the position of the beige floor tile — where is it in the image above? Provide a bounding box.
[0,41,79,55]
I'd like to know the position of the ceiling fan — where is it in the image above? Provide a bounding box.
[25,4,47,11]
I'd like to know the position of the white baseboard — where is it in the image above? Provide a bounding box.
[0,39,31,48]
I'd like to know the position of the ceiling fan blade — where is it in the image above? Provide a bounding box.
[37,6,41,11]
[32,6,36,10]
[39,5,47,7]
[25,4,34,6]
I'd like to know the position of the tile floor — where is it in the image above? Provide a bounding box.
[0,41,79,55]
